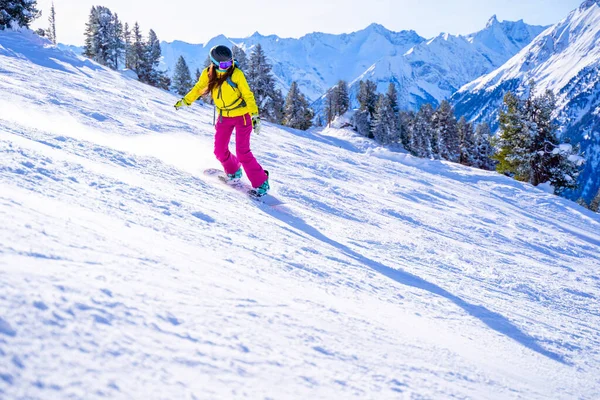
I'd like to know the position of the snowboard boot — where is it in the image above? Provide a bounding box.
[227,168,243,183]
[251,170,270,197]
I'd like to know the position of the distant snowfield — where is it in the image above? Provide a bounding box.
[1,31,600,400]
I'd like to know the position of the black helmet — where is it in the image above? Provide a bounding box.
[210,45,234,71]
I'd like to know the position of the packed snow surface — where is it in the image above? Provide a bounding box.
[1,31,600,399]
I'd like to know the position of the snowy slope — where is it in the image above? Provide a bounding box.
[452,0,600,202]
[2,31,600,400]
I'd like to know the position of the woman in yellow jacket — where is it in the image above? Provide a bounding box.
[174,45,269,196]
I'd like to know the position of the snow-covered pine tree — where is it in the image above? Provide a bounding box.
[171,56,193,96]
[353,109,371,138]
[353,80,378,137]
[494,85,582,192]
[457,116,476,166]
[82,6,99,60]
[335,80,350,116]
[269,89,285,125]
[324,80,350,125]
[83,6,112,67]
[358,80,378,118]
[131,22,149,81]
[108,13,124,70]
[195,68,201,81]
[547,141,582,194]
[386,82,399,113]
[145,29,169,89]
[433,100,460,162]
[371,93,399,145]
[526,88,580,189]
[386,82,402,141]
[325,88,335,126]
[474,123,495,170]
[123,22,133,70]
[399,111,415,151]
[494,91,532,180]
[45,1,56,44]
[283,81,313,130]
[232,46,248,70]
[0,0,40,29]
[82,6,123,70]
[412,104,435,158]
[247,44,279,122]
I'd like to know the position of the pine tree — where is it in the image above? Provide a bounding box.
[108,13,124,70]
[386,82,402,141]
[353,109,372,138]
[0,0,40,29]
[82,6,98,60]
[171,56,193,96]
[353,80,378,137]
[131,22,149,81]
[494,91,532,180]
[494,85,582,192]
[82,6,123,70]
[232,45,248,70]
[145,29,169,88]
[123,22,133,69]
[283,81,313,130]
[371,94,399,145]
[412,104,435,158]
[269,88,285,125]
[82,6,113,67]
[324,80,350,125]
[458,116,476,166]
[247,44,279,122]
[195,68,201,81]
[399,111,415,151]
[45,1,56,44]
[386,82,399,113]
[433,100,460,161]
[474,123,495,170]
[335,80,350,116]
[358,80,378,118]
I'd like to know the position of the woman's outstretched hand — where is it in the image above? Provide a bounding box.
[174,98,191,110]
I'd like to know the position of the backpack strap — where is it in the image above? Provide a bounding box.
[226,76,238,89]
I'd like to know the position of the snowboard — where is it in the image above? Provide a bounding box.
[203,168,285,206]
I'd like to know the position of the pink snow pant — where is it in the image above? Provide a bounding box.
[214,113,268,188]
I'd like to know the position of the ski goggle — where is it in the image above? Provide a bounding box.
[211,56,234,71]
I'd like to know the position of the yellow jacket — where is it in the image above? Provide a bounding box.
[183,67,259,118]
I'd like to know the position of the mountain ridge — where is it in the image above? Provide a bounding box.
[452,1,600,202]
[160,18,546,108]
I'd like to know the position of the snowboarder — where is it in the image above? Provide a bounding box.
[174,45,270,197]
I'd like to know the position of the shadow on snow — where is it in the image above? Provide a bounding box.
[262,205,571,365]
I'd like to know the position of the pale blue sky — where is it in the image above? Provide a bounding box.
[32,0,583,45]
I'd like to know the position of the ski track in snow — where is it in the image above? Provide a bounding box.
[1,31,600,399]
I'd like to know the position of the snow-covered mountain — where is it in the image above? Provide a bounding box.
[161,19,546,109]
[160,24,425,102]
[3,29,600,400]
[452,0,600,203]
[343,16,548,111]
